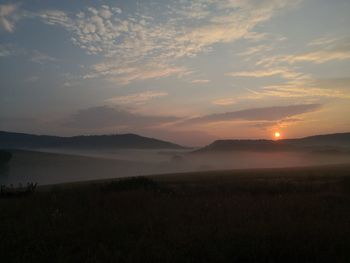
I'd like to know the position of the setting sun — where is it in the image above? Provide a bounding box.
[274,132,281,139]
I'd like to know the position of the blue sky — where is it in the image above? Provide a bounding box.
[1,0,350,146]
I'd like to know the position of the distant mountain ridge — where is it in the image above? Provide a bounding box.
[0,131,185,150]
[1,131,349,152]
[195,132,350,153]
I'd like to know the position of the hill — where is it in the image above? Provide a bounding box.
[195,132,350,153]
[0,131,185,150]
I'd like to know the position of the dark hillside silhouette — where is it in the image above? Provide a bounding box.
[195,132,350,153]
[0,131,185,150]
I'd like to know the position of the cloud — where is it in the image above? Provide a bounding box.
[84,62,191,85]
[237,45,273,56]
[308,36,339,47]
[0,44,57,65]
[226,67,308,80]
[108,65,191,85]
[106,91,168,105]
[0,1,302,86]
[284,50,350,64]
[242,77,350,100]
[162,0,297,59]
[191,79,210,84]
[26,1,297,84]
[180,104,321,125]
[257,37,350,66]
[30,50,57,64]
[0,43,23,57]
[250,117,303,130]
[234,37,350,101]
[243,31,268,42]
[64,106,179,129]
[0,3,19,32]
[258,85,350,99]
[287,37,350,64]
[212,98,236,106]
[39,10,74,29]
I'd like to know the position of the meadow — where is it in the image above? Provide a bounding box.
[1,164,350,262]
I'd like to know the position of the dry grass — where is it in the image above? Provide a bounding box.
[1,164,350,262]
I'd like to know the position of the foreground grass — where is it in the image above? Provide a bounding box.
[1,165,350,262]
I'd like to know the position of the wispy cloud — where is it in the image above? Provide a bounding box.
[65,106,179,129]
[289,37,350,64]
[30,50,57,64]
[250,117,303,130]
[84,63,191,85]
[212,98,236,106]
[106,91,168,105]
[180,104,321,125]
[39,10,73,29]
[233,81,350,101]
[0,3,19,32]
[231,36,350,101]
[237,45,273,57]
[226,67,308,80]
[257,37,350,66]
[3,1,298,85]
[191,79,211,84]
[308,36,339,47]
[0,43,23,57]
[258,84,350,99]
[0,43,57,65]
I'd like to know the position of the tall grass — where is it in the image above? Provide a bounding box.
[1,169,350,262]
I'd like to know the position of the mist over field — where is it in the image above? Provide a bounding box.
[1,147,350,186]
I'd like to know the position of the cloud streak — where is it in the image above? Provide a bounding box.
[0,3,19,32]
[64,106,179,129]
[226,67,308,80]
[106,91,168,105]
[257,37,350,66]
[191,79,211,84]
[257,84,350,99]
[212,98,236,106]
[180,104,321,125]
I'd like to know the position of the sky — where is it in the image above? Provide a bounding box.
[0,0,350,146]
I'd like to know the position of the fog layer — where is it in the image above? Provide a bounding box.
[1,149,350,185]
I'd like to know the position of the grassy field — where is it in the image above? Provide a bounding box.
[1,164,350,262]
